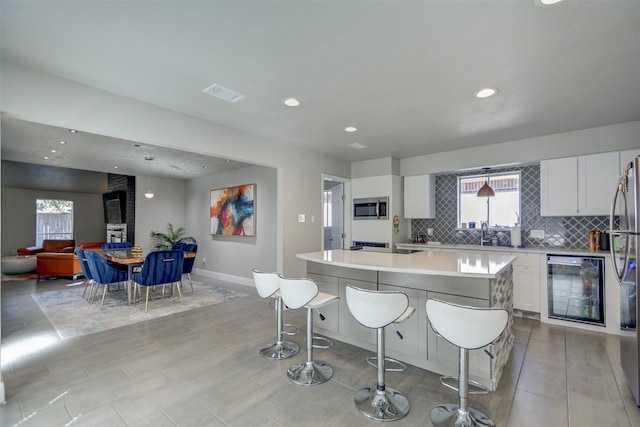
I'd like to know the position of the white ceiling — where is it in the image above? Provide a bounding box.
[1,0,639,177]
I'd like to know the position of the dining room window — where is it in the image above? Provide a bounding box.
[458,172,520,227]
[36,199,73,246]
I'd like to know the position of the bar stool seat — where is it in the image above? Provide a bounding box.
[252,269,299,360]
[426,298,508,427]
[346,285,416,421]
[279,275,339,386]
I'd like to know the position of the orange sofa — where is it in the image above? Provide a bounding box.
[17,239,75,256]
[30,241,106,279]
[37,253,82,279]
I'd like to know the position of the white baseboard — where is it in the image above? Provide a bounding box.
[193,268,254,288]
[0,380,5,404]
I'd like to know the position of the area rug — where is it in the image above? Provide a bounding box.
[2,272,39,282]
[32,279,249,339]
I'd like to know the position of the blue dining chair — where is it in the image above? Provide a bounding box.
[84,250,128,310]
[173,242,197,291]
[131,250,184,312]
[74,247,94,300]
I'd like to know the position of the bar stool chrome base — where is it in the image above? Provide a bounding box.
[354,386,410,421]
[260,341,300,360]
[287,360,333,386]
[431,403,496,427]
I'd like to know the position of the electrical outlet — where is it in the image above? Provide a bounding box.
[202,257,206,264]
[530,230,545,239]
[427,228,434,236]
[298,214,306,223]
[311,215,315,223]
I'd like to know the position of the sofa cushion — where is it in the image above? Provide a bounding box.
[42,239,75,253]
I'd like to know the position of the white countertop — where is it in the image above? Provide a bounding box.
[396,242,610,258]
[297,249,516,279]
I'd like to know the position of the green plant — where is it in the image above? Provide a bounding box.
[149,223,196,250]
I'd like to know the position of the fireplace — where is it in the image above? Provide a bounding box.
[107,223,127,243]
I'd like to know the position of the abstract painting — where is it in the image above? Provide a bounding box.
[210,184,255,236]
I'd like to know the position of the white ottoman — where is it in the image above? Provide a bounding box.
[1,255,37,274]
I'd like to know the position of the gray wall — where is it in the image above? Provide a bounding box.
[184,165,278,279]
[1,187,106,255]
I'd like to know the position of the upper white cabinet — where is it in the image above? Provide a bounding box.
[540,157,578,216]
[541,152,619,216]
[403,174,435,219]
[578,151,619,215]
[620,149,639,172]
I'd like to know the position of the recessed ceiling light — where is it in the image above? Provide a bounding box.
[68,129,78,133]
[144,156,155,161]
[133,143,141,148]
[345,126,358,133]
[59,140,66,144]
[51,149,56,153]
[184,170,190,173]
[43,156,49,160]
[203,165,209,169]
[225,160,231,163]
[347,142,367,150]
[114,166,118,169]
[475,87,497,99]
[283,97,300,107]
[537,0,563,5]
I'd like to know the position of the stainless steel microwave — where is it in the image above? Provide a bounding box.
[353,197,389,220]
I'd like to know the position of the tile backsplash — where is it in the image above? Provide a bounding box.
[410,164,612,250]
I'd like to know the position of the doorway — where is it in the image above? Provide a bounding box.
[322,176,349,250]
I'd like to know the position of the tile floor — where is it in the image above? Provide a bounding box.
[1,276,640,426]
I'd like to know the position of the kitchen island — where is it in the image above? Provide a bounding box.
[296,249,516,391]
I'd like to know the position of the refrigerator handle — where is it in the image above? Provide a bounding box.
[610,179,632,286]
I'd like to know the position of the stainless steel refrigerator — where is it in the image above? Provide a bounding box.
[610,155,640,406]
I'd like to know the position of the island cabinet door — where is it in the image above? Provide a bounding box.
[307,273,340,333]
[379,285,427,361]
[339,278,377,346]
[426,292,490,378]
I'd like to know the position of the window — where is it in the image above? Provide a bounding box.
[458,172,520,227]
[36,199,73,246]
[323,190,333,227]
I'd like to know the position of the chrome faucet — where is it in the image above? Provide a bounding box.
[480,221,491,246]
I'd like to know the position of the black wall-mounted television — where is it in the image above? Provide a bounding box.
[102,191,127,224]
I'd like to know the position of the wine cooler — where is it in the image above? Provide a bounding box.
[547,255,605,326]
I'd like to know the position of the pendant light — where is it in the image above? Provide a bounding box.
[477,168,495,198]
[144,156,154,199]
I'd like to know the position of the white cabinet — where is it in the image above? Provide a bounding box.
[403,174,435,219]
[339,277,376,345]
[578,152,619,215]
[620,149,639,172]
[541,152,619,216]
[379,285,427,360]
[512,253,541,313]
[307,273,340,333]
[540,157,577,216]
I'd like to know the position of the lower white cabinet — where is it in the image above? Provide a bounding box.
[307,272,340,333]
[339,278,376,345]
[379,284,427,360]
[512,253,542,313]
[426,292,490,377]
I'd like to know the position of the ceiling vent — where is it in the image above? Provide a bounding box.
[203,83,246,103]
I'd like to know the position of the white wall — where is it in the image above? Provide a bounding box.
[185,165,277,281]
[134,176,186,254]
[1,61,351,277]
[401,121,640,176]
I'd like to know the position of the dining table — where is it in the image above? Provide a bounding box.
[97,248,195,305]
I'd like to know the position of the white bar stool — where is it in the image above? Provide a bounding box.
[278,275,339,386]
[345,285,416,421]
[252,269,300,360]
[426,298,508,427]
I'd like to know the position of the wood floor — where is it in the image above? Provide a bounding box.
[1,275,640,426]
